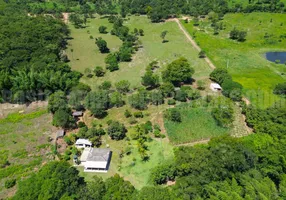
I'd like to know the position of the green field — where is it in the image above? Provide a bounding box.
[0,110,54,199]
[164,103,230,144]
[78,132,173,189]
[67,15,211,90]
[182,13,286,108]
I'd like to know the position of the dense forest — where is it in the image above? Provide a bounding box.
[0,1,81,103]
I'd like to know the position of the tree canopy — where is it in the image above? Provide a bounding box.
[162,57,194,86]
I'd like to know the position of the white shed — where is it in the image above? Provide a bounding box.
[75,139,92,149]
[210,83,222,92]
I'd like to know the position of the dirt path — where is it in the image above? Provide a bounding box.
[175,139,210,147]
[242,97,251,105]
[168,18,216,70]
[62,13,69,24]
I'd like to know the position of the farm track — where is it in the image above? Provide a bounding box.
[168,18,216,70]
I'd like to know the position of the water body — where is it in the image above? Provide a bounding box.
[265,52,286,64]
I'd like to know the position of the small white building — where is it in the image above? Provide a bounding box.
[75,139,92,149]
[210,83,222,92]
[80,148,111,173]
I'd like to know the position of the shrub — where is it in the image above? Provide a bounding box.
[210,68,231,84]
[197,80,206,90]
[94,66,105,77]
[199,50,206,58]
[64,136,73,145]
[98,25,107,34]
[78,121,86,128]
[124,110,132,118]
[164,108,182,122]
[168,99,176,105]
[129,117,138,125]
[5,179,16,189]
[134,111,143,118]
[273,82,286,95]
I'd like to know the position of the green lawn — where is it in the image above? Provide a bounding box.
[67,15,211,90]
[182,13,286,108]
[78,132,173,189]
[164,103,230,145]
[0,110,54,199]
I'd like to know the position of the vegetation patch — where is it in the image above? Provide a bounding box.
[182,13,286,108]
[164,103,230,144]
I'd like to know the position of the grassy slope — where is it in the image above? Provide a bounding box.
[67,15,211,90]
[0,110,54,199]
[182,13,286,108]
[164,103,230,144]
[78,132,174,189]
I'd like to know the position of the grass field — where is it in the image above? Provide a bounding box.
[164,103,230,144]
[182,13,286,108]
[0,110,54,199]
[67,15,211,90]
[78,131,173,189]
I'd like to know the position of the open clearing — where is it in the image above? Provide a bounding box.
[67,15,211,90]
[182,13,286,108]
[0,110,54,199]
[78,132,173,189]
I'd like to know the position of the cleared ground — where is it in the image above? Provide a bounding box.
[67,15,211,90]
[0,110,55,199]
[182,13,286,108]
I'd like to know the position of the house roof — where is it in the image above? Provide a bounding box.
[75,139,92,146]
[56,130,64,138]
[86,148,111,162]
[72,111,83,117]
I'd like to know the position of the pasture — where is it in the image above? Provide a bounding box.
[182,13,286,108]
[164,103,230,144]
[0,110,54,199]
[67,15,211,90]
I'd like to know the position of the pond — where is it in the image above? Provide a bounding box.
[265,52,286,64]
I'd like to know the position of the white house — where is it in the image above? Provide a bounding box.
[75,139,92,149]
[210,83,222,92]
[80,148,111,173]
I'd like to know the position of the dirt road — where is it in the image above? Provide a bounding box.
[168,18,216,70]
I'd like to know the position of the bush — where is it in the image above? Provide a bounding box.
[94,66,105,77]
[134,111,143,118]
[168,99,176,105]
[98,25,107,34]
[210,68,231,84]
[211,98,234,127]
[129,117,138,125]
[124,110,132,118]
[164,108,182,123]
[5,179,16,189]
[78,121,86,128]
[199,50,206,58]
[174,90,188,102]
[197,80,206,90]
[273,82,286,95]
[64,136,73,145]
[221,79,243,101]
[99,81,112,90]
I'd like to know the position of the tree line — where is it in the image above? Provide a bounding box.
[17,0,286,23]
